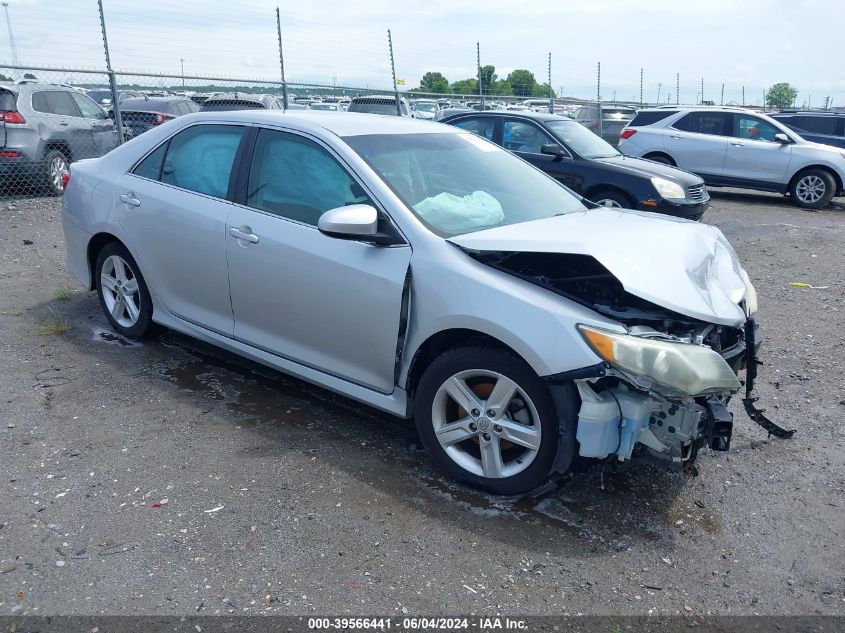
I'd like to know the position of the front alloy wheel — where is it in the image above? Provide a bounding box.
[432,369,542,479]
[415,346,576,495]
[790,169,835,210]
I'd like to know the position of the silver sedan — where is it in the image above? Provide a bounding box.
[63,110,763,495]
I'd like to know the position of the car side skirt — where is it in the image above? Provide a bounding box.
[152,306,410,419]
[700,174,788,194]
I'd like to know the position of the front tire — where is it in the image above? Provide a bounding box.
[95,242,153,339]
[790,169,835,209]
[588,189,631,209]
[414,346,571,495]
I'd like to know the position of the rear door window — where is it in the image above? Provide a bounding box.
[31,91,81,117]
[154,124,245,198]
[673,112,729,135]
[0,89,16,111]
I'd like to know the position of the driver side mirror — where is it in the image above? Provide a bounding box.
[318,204,402,246]
[773,133,792,144]
[541,143,567,158]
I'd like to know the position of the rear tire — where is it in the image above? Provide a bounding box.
[95,242,153,340]
[790,169,835,209]
[43,149,69,196]
[414,346,574,495]
[644,152,676,166]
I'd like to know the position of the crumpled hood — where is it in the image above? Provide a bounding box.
[448,209,749,326]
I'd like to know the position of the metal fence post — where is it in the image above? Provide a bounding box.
[597,61,602,140]
[547,52,553,114]
[97,0,123,145]
[476,42,484,110]
[676,72,680,105]
[276,7,289,109]
[387,29,401,116]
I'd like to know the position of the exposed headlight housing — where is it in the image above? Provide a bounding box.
[578,325,742,397]
[650,177,686,200]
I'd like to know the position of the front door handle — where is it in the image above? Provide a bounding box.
[229,226,259,244]
[731,141,744,147]
[59,121,69,126]
[669,134,681,139]
[119,192,141,207]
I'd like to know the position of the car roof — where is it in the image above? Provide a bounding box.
[772,110,842,116]
[175,109,458,137]
[441,110,568,123]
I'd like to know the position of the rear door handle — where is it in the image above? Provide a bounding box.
[229,226,259,244]
[669,134,681,139]
[731,141,744,146]
[119,192,141,207]
[59,121,69,126]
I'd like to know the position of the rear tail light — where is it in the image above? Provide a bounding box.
[1,110,26,124]
[61,170,70,191]
[154,114,173,125]
[620,129,637,140]
[0,150,21,157]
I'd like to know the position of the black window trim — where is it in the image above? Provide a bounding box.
[230,124,409,246]
[127,121,252,202]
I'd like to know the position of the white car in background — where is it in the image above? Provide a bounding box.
[618,107,845,209]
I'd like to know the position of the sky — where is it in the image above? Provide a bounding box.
[1,0,843,107]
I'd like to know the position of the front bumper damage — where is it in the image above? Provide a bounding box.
[556,318,795,471]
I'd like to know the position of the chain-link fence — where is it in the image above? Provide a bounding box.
[0,0,816,197]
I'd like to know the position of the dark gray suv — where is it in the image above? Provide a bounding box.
[0,82,120,195]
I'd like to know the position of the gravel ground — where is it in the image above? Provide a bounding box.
[0,190,843,617]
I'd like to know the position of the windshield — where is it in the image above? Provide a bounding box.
[414,102,438,112]
[345,132,585,237]
[546,119,620,159]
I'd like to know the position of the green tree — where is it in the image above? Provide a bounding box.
[491,79,512,96]
[765,82,798,109]
[532,83,557,98]
[479,65,497,94]
[0,73,11,82]
[23,72,37,80]
[505,69,537,97]
[419,71,450,94]
[450,78,478,96]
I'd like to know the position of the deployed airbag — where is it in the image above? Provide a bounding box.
[414,191,504,234]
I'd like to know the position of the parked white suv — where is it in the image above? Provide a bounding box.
[618,107,845,209]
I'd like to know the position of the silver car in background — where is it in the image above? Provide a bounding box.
[63,111,768,495]
[572,104,637,145]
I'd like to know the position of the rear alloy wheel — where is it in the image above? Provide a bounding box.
[95,242,153,339]
[43,149,69,196]
[790,169,835,209]
[589,190,630,209]
[414,346,573,495]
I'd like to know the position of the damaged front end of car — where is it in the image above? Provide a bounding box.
[466,249,794,471]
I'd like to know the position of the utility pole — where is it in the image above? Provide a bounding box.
[676,72,679,105]
[180,58,185,88]
[639,67,643,105]
[97,0,123,145]
[656,82,661,106]
[2,3,18,76]
[476,42,484,109]
[276,7,289,109]
[547,52,553,114]
[387,29,400,116]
